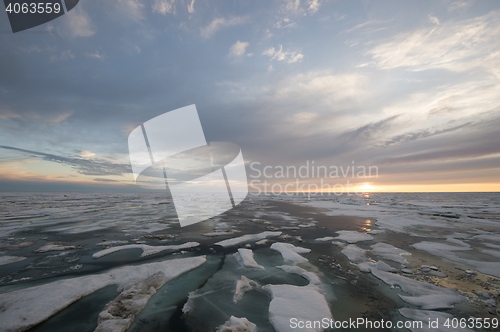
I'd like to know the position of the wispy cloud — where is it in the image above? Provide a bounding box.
[448,1,470,12]
[80,150,96,158]
[262,45,304,63]
[50,50,75,61]
[0,146,130,176]
[367,11,500,76]
[201,16,249,38]
[428,15,440,25]
[56,6,95,38]
[281,0,322,16]
[308,0,321,14]
[345,19,392,33]
[187,0,195,13]
[152,0,176,15]
[85,50,106,60]
[116,0,145,21]
[228,41,249,58]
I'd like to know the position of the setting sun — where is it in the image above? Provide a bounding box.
[359,184,373,192]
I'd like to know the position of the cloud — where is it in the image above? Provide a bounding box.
[50,50,75,61]
[428,15,440,25]
[187,0,195,13]
[280,0,322,16]
[262,45,304,63]
[152,0,176,15]
[367,11,500,76]
[381,79,500,123]
[380,122,472,148]
[80,150,96,158]
[200,16,249,38]
[0,109,20,120]
[0,146,130,176]
[448,1,470,12]
[116,0,145,21]
[85,51,106,60]
[229,41,249,57]
[269,71,367,104]
[308,0,320,13]
[61,6,95,37]
[50,111,72,124]
[283,0,301,13]
[345,19,392,33]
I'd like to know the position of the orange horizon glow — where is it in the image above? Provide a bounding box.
[249,182,500,193]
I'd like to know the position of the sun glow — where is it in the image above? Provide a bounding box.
[359,184,373,192]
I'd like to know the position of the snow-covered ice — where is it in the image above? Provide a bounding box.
[371,268,467,309]
[95,241,128,247]
[215,231,282,247]
[233,275,260,303]
[0,256,206,332]
[315,237,335,242]
[399,308,473,332]
[412,240,500,278]
[0,255,26,266]
[235,248,264,270]
[203,230,240,237]
[270,242,310,264]
[341,244,368,263]
[95,272,168,332]
[217,316,257,332]
[277,265,321,286]
[33,242,83,253]
[371,243,411,265]
[335,231,373,243]
[263,284,332,332]
[92,242,200,259]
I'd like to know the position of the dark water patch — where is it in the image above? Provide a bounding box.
[128,254,223,332]
[27,285,119,332]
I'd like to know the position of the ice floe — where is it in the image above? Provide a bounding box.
[341,244,368,263]
[304,195,500,234]
[95,240,128,247]
[233,276,260,303]
[270,242,310,264]
[203,230,241,237]
[277,265,321,286]
[33,242,83,253]
[481,249,500,259]
[412,240,500,278]
[263,284,332,332]
[0,240,35,250]
[371,268,467,309]
[315,237,335,242]
[399,308,473,332]
[92,242,200,259]
[473,233,500,242]
[95,272,168,332]
[335,231,373,243]
[235,249,264,270]
[371,242,411,265]
[0,256,206,332]
[215,231,282,247]
[375,260,396,272]
[217,316,257,332]
[0,255,26,266]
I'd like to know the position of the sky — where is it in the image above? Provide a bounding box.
[0,0,499,193]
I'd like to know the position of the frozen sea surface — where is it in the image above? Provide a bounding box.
[0,192,499,331]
